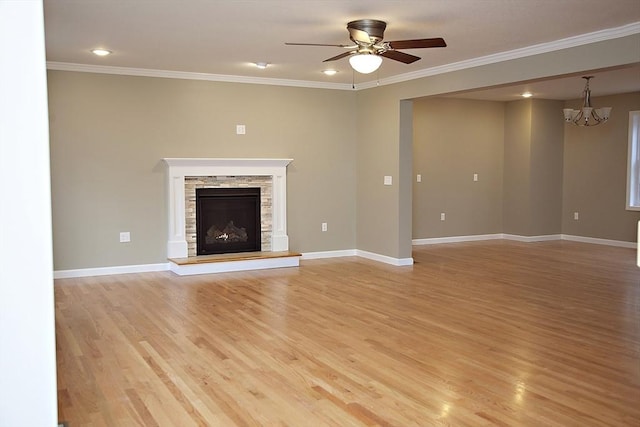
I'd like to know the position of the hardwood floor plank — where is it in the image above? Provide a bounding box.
[55,241,640,425]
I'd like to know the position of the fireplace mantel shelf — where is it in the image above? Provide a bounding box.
[163,158,293,169]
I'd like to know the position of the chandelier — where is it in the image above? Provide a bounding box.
[563,76,612,126]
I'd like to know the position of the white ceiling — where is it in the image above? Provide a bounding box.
[443,65,640,102]
[43,0,640,99]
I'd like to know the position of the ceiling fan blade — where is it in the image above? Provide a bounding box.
[380,50,421,64]
[322,51,354,62]
[387,38,447,50]
[348,28,371,44]
[285,42,355,48]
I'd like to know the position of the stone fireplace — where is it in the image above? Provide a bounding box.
[187,176,271,256]
[163,158,296,274]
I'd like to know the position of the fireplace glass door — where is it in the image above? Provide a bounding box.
[195,187,261,255]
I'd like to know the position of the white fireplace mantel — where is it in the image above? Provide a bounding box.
[163,158,293,259]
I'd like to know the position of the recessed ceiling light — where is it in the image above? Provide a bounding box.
[91,48,112,56]
[255,62,268,69]
[322,69,338,76]
[522,92,533,98]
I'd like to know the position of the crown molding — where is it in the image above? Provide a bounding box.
[357,21,640,90]
[46,62,354,91]
[47,22,639,91]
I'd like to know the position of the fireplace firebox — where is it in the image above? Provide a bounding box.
[195,187,261,255]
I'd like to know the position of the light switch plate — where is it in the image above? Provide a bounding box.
[384,175,392,186]
[236,124,246,135]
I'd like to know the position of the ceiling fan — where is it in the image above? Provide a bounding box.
[285,19,446,74]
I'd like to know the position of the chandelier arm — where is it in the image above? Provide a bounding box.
[591,109,603,122]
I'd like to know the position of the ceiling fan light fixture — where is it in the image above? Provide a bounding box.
[349,53,382,74]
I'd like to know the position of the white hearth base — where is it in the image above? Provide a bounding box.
[169,253,300,276]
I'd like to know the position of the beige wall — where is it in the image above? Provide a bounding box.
[356,34,640,258]
[48,34,640,269]
[503,99,533,234]
[48,71,357,270]
[413,98,504,238]
[529,99,564,235]
[355,86,406,257]
[562,91,640,241]
[398,100,414,255]
[504,99,564,236]
[414,94,638,242]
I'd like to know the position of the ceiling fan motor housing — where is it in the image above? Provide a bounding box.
[286,19,445,66]
[347,19,387,43]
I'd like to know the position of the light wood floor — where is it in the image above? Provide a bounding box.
[55,241,640,426]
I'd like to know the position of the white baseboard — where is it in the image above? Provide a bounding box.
[561,234,636,248]
[412,233,636,248]
[356,250,414,266]
[301,249,357,259]
[54,263,170,279]
[504,234,562,242]
[302,249,413,266]
[413,234,503,245]
[55,234,636,279]
[53,249,410,279]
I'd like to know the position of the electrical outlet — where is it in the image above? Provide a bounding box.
[417,174,422,182]
[119,231,130,243]
[440,213,446,221]
[574,212,579,220]
[384,175,392,186]
[321,222,328,232]
[473,173,478,182]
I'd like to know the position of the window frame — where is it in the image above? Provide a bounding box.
[626,111,640,211]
